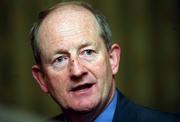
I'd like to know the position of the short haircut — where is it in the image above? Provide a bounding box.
[30,1,113,65]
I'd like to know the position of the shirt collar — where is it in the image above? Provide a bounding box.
[94,90,118,122]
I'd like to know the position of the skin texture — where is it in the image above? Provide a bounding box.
[32,5,121,122]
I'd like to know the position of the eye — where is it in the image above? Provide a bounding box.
[55,56,68,63]
[79,49,97,61]
[83,49,94,56]
[52,55,69,69]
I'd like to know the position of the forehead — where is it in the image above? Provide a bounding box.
[38,5,100,40]
[37,5,103,54]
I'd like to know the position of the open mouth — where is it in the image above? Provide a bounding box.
[71,83,95,92]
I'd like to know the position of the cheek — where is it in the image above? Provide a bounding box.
[94,57,112,78]
[95,57,113,89]
[47,71,64,86]
[46,71,69,97]
[46,74,73,109]
[87,56,112,87]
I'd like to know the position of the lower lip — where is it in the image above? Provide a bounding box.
[70,84,96,97]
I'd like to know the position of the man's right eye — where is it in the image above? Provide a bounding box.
[54,56,67,63]
[52,55,69,69]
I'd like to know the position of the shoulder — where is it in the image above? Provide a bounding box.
[134,102,180,122]
[114,89,180,122]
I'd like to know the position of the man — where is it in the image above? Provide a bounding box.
[30,1,180,122]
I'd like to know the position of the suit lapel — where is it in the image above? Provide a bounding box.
[113,89,138,122]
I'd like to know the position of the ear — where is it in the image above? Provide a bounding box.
[109,43,121,75]
[32,65,49,93]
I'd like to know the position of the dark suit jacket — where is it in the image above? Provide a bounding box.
[50,89,180,122]
[113,90,180,122]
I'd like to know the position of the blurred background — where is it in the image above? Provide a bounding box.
[0,0,179,118]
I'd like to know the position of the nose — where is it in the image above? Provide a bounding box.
[69,58,87,79]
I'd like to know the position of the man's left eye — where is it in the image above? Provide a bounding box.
[83,49,94,56]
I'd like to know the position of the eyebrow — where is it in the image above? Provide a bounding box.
[53,49,69,55]
[78,41,92,49]
[52,40,96,55]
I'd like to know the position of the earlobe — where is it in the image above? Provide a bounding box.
[109,43,121,75]
[32,65,49,93]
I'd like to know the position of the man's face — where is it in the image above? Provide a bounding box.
[32,7,120,112]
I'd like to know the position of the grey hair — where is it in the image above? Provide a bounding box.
[30,1,113,65]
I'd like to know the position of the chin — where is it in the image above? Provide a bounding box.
[71,100,98,112]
